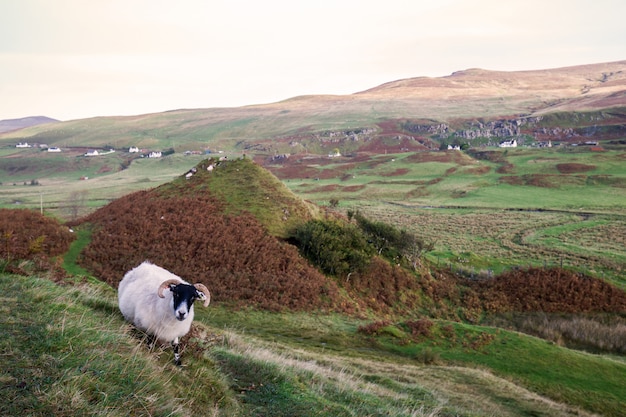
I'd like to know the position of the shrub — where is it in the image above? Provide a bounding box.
[0,208,75,261]
[357,320,393,336]
[292,218,372,278]
[470,267,626,313]
[414,347,440,365]
[0,208,74,276]
[349,210,434,269]
[404,318,434,339]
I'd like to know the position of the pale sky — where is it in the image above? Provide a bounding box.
[1,0,625,121]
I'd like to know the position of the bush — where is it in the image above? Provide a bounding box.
[357,320,393,335]
[414,348,440,365]
[0,208,74,276]
[0,208,75,261]
[349,210,434,269]
[404,318,434,339]
[470,267,626,313]
[292,218,372,278]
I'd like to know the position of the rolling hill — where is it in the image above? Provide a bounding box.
[0,116,59,134]
[0,60,624,154]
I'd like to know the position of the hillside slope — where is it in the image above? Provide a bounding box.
[67,157,626,318]
[5,271,620,417]
[2,202,626,416]
[1,61,624,152]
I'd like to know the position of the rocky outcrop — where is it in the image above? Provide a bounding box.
[401,122,450,137]
[402,110,625,143]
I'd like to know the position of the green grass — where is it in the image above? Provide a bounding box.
[5,270,619,416]
[0,272,238,416]
[285,148,626,212]
[0,153,206,217]
[1,145,625,415]
[62,225,93,276]
[205,306,626,416]
[157,157,321,237]
[357,320,626,417]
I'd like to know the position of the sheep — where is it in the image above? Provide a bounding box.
[184,167,197,179]
[118,261,210,365]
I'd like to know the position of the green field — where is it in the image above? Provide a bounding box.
[2,146,625,284]
[284,148,626,211]
[279,147,626,285]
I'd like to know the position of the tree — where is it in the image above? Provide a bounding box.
[401,233,435,270]
[66,190,88,221]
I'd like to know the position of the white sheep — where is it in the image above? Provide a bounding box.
[118,261,211,365]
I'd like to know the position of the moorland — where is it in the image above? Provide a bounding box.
[1,61,625,416]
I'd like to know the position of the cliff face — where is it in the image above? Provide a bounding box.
[392,109,626,145]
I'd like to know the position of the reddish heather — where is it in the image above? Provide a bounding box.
[74,191,341,311]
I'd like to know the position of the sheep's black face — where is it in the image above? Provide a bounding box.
[169,284,200,321]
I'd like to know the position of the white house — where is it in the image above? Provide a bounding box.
[16,142,31,148]
[499,139,517,148]
[148,151,162,158]
[48,147,62,152]
[129,146,140,153]
[84,150,99,157]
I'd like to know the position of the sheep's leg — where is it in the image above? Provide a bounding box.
[173,337,181,366]
[146,334,156,350]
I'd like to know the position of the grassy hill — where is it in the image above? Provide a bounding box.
[6,271,625,417]
[2,199,626,416]
[155,156,321,238]
[1,61,625,154]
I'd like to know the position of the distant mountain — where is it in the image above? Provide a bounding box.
[0,61,624,152]
[0,116,59,134]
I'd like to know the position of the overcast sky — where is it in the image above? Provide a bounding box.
[1,0,625,121]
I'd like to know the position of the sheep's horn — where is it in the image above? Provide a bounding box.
[158,279,181,298]
[194,283,211,307]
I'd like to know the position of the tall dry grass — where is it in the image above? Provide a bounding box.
[521,314,626,353]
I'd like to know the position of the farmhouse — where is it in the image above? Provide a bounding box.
[47,147,62,152]
[499,139,517,148]
[148,151,162,158]
[129,146,140,153]
[16,142,32,148]
[328,149,342,158]
[85,150,99,157]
